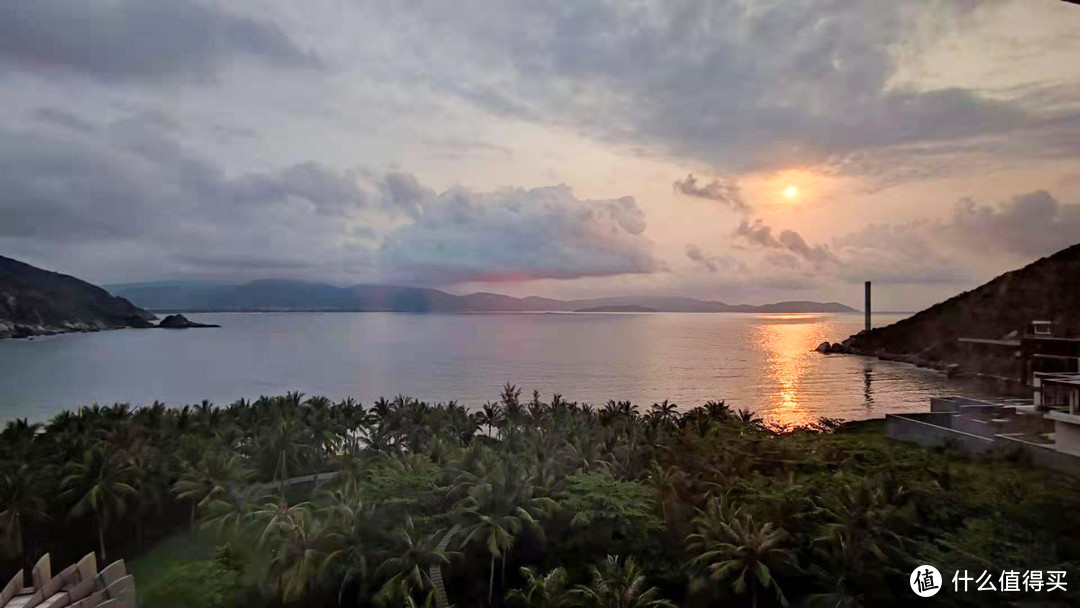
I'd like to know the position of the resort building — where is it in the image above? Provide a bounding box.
[1035,371,1080,455]
[887,320,1080,474]
[957,320,1080,386]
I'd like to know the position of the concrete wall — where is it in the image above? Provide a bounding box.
[997,435,1080,476]
[888,413,1080,476]
[930,396,995,413]
[1055,420,1080,455]
[952,416,1000,438]
[886,414,997,454]
[951,412,1053,438]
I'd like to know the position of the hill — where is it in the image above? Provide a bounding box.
[108,280,857,314]
[839,242,1080,370]
[1,256,156,339]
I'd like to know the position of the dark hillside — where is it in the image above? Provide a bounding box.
[0,255,155,339]
[841,242,1080,368]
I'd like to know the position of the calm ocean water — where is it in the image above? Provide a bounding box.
[0,312,1010,425]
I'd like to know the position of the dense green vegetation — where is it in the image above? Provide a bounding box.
[2,387,1080,607]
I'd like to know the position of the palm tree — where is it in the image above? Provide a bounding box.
[305,396,343,486]
[478,402,503,437]
[455,462,557,604]
[126,440,170,549]
[173,450,253,528]
[0,419,41,459]
[646,460,683,520]
[649,401,678,426]
[703,400,732,421]
[736,408,764,429]
[260,416,311,495]
[258,499,337,603]
[0,462,51,561]
[374,516,457,608]
[812,478,909,577]
[319,478,376,603]
[686,498,790,608]
[60,444,138,562]
[572,555,675,608]
[505,566,571,608]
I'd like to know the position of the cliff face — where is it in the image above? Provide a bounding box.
[0,255,156,339]
[840,242,1080,372]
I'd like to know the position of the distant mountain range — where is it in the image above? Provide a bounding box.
[107,279,857,314]
[1,255,155,339]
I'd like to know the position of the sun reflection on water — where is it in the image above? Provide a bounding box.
[757,317,824,428]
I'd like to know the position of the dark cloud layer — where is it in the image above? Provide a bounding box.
[0,117,660,285]
[403,0,1076,180]
[381,187,659,284]
[0,0,317,81]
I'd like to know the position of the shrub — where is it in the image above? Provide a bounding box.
[141,559,238,608]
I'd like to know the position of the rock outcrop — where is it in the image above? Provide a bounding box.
[157,314,220,329]
[0,255,156,339]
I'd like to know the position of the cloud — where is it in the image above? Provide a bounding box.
[32,107,95,133]
[734,219,781,249]
[393,0,1077,182]
[672,174,748,211]
[831,223,971,285]
[0,117,661,285]
[729,189,1080,287]
[378,172,436,219]
[0,0,317,81]
[685,244,744,274]
[941,191,1080,259]
[380,185,661,284]
[832,190,1080,283]
[736,217,949,283]
[777,230,836,267]
[685,244,716,272]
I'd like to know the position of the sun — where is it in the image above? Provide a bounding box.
[783,185,799,199]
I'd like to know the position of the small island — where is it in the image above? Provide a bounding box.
[574,305,659,313]
[157,314,220,329]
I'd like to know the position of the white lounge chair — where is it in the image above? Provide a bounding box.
[29,555,50,592]
[91,562,123,592]
[101,576,133,608]
[1,569,25,606]
[72,556,96,589]
[64,591,102,608]
[65,590,102,608]
[5,553,53,608]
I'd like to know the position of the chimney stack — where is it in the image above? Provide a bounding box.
[865,281,871,332]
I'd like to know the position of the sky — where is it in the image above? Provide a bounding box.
[2,0,1079,310]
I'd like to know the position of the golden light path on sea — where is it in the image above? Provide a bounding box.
[756,314,822,428]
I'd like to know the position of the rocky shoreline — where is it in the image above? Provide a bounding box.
[816,338,960,373]
[0,317,153,340]
[815,337,1024,389]
[0,314,219,340]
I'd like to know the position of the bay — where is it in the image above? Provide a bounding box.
[0,311,1009,425]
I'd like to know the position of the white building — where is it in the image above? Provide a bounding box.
[1034,372,1080,455]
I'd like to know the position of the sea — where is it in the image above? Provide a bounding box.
[0,311,1012,425]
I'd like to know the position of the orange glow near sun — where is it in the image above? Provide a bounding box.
[783,185,798,199]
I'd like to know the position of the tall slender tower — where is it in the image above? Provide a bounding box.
[864,281,871,332]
